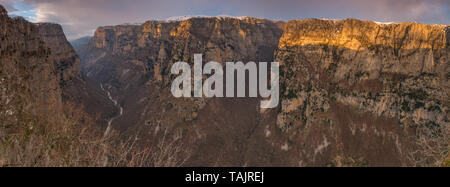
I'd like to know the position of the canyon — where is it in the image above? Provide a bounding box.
[1,4,448,166]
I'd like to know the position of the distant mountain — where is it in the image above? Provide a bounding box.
[69,36,91,52]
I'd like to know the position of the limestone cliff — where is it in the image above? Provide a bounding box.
[37,23,81,85]
[0,5,121,166]
[0,5,115,136]
[276,19,449,166]
[37,23,116,125]
[0,6,62,124]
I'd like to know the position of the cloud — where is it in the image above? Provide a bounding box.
[224,0,450,24]
[21,0,198,39]
[2,0,448,39]
[0,0,17,11]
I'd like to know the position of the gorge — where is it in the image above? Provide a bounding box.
[1,4,448,166]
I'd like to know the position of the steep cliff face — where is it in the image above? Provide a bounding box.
[0,6,62,125]
[0,4,115,132]
[276,19,449,166]
[79,17,448,166]
[37,23,81,85]
[37,23,116,125]
[0,5,120,166]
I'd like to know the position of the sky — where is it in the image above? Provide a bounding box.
[1,0,449,40]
